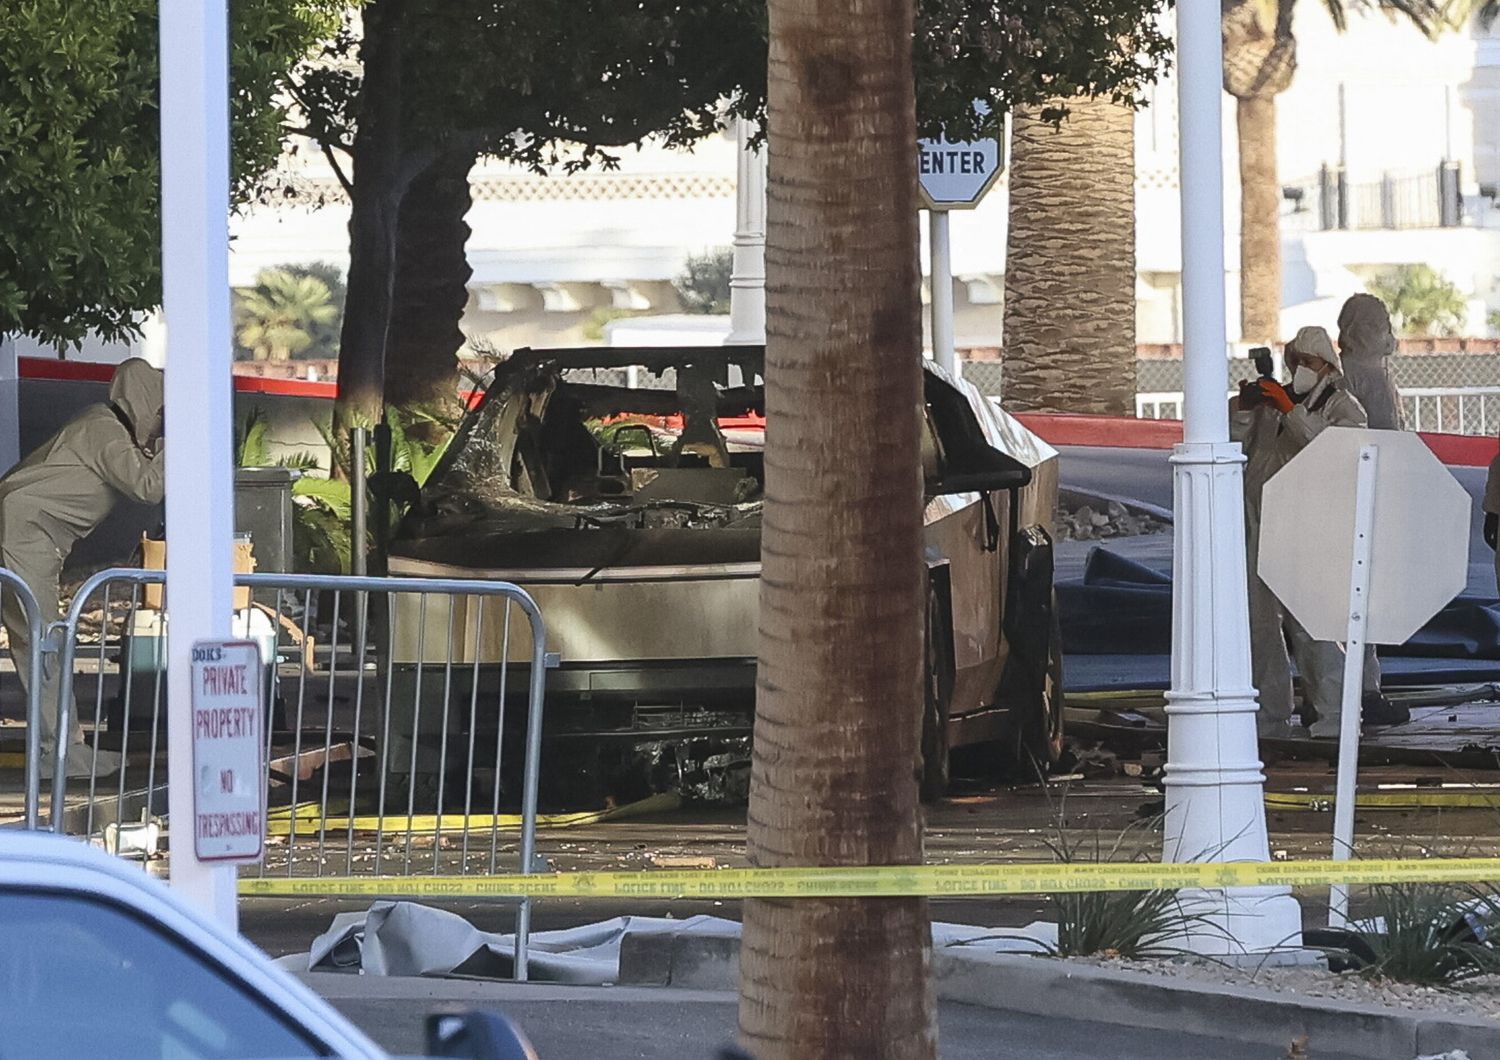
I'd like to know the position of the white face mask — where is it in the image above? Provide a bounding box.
[1291,364,1321,394]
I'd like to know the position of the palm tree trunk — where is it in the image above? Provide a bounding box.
[1001,98,1136,415]
[737,0,935,1056]
[384,148,476,411]
[1237,94,1281,343]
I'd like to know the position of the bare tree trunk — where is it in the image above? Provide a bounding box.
[1237,95,1281,344]
[737,0,935,1056]
[384,148,476,411]
[335,0,405,429]
[1002,98,1136,415]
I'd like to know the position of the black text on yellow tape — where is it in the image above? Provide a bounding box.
[238,857,1500,901]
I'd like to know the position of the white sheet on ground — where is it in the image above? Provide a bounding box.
[279,902,1057,983]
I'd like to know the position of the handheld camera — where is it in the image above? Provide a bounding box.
[1239,345,1277,408]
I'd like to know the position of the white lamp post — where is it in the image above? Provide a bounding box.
[159,0,240,927]
[1163,0,1302,953]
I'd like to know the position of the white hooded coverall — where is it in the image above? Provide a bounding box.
[1233,328,1366,736]
[1337,293,1404,697]
[0,359,164,776]
[1337,294,1404,432]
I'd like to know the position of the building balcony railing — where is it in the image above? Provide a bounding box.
[1283,162,1465,232]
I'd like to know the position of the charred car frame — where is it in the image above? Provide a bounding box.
[380,345,1061,805]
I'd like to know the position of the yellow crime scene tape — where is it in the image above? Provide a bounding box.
[238,857,1500,900]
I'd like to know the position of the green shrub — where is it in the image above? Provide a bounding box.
[1354,883,1500,986]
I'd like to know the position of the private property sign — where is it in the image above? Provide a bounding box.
[191,640,265,863]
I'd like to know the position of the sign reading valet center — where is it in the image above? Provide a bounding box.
[191,640,265,863]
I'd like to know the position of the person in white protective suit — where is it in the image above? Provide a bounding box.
[1337,293,1404,431]
[0,359,164,778]
[1333,293,1411,727]
[1233,326,1366,739]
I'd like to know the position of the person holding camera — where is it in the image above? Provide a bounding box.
[1233,326,1366,739]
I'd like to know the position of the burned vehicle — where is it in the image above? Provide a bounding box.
[383,346,1061,805]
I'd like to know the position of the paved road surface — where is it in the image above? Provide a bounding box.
[316,979,1363,1060]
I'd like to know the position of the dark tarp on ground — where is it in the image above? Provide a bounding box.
[1058,546,1500,660]
[1054,445,1500,690]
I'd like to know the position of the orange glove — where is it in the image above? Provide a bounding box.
[1258,379,1294,414]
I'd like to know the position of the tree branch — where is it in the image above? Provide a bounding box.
[321,140,355,197]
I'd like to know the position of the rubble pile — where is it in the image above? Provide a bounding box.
[1054,497,1169,541]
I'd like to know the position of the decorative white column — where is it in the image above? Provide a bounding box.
[726,119,766,346]
[160,0,240,927]
[1162,0,1302,953]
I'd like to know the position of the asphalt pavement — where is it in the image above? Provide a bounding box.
[317,979,1367,1060]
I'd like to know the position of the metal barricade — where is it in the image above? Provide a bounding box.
[46,568,548,976]
[0,568,48,830]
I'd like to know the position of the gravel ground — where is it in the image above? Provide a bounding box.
[1077,954,1500,1022]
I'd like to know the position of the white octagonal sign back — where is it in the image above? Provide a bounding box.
[1259,428,1470,645]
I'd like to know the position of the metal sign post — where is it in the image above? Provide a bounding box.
[928,210,955,373]
[1329,445,1378,927]
[160,0,239,927]
[0,336,18,474]
[917,126,1002,377]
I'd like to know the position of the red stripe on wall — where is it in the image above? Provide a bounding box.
[20,360,1497,468]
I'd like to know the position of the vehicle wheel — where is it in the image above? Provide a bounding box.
[1036,603,1066,767]
[1002,595,1066,780]
[920,583,955,802]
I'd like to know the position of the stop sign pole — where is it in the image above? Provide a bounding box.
[917,127,1001,375]
[1328,445,1378,926]
[928,210,955,374]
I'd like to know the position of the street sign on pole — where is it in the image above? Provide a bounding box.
[917,135,1003,210]
[1259,427,1470,925]
[917,127,1002,375]
[191,641,265,864]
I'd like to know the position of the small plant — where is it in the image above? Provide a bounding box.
[1365,265,1468,338]
[952,812,1228,960]
[1353,883,1500,986]
[235,407,453,573]
[674,248,734,315]
[1046,819,1202,959]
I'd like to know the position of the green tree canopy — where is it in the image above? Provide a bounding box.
[298,0,1171,420]
[0,0,342,347]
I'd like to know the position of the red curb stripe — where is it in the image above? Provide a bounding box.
[20,360,1498,468]
[1014,412,1499,467]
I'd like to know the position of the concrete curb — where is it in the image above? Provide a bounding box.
[618,930,1500,1057]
